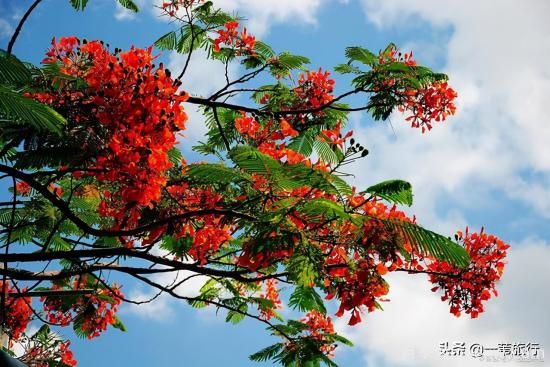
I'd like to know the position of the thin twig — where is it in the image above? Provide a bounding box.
[7,0,43,55]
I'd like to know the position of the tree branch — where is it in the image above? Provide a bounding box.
[7,0,43,55]
[0,163,257,237]
[0,249,285,283]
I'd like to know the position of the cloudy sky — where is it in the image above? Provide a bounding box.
[1,0,549,366]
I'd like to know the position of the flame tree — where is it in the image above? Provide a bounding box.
[0,1,509,366]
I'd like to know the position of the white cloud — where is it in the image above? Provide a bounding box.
[210,0,324,37]
[123,247,208,320]
[168,48,239,146]
[0,18,13,39]
[12,325,40,358]
[347,0,550,223]
[123,287,174,321]
[123,270,208,320]
[336,238,550,366]
[339,2,550,364]
[146,0,327,37]
[114,0,146,21]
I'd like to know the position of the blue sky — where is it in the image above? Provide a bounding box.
[1,0,549,366]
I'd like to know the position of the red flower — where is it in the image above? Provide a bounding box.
[259,279,282,320]
[399,82,458,132]
[213,21,256,55]
[294,68,335,110]
[189,226,231,265]
[15,180,31,196]
[32,37,189,231]
[235,111,261,138]
[280,119,299,137]
[0,281,32,341]
[427,228,509,318]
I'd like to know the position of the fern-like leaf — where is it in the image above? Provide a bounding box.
[383,220,470,268]
[366,179,413,206]
[0,85,65,134]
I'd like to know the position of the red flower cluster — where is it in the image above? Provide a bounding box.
[237,245,294,271]
[163,181,233,264]
[15,180,31,196]
[234,111,261,139]
[301,311,336,356]
[318,201,413,325]
[259,279,282,320]
[294,68,335,110]
[42,277,123,339]
[398,82,458,133]
[213,21,256,55]
[0,281,32,341]
[190,227,232,265]
[378,47,417,66]
[36,37,189,230]
[328,259,390,326]
[24,341,77,367]
[232,112,311,166]
[373,46,458,132]
[59,342,78,367]
[428,227,509,318]
[321,121,353,149]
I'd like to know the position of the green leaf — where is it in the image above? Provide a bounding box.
[365,179,413,206]
[0,84,65,134]
[288,132,315,156]
[289,286,327,314]
[13,146,81,169]
[334,63,362,75]
[250,343,285,362]
[186,163,251,184]
[32,324,51,340]
[196,278,220,302]
[0,52,32,85]
[270,52,310,77]
[69,0,89,10]
[230,146,282,176]
[328,174,353,197]
[325,333,354,347]
[287,255,317,287]
[112,315,127,332]
[72,313,91,338]
[178,24,206,54]
[117,0,139,12]
[300,198,349,221]
[154,31,178,51]
[225,302,248,324]
[253,41,275,60]
[277,163,351,197]
[345,46,378,66]
[383,220,470,268]
[381,42,397,56]
[167,147,184,166]
[194,3,234,26]
[160,235,192,258]
[313,139,339,165]
[155,24,206,54]
[382,62,413,73]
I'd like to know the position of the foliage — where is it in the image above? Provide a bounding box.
[0,1,508,366]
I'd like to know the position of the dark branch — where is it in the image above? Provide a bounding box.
[7,0,43,55]
[0,163,257,237]
[187,87,368,116]
[0,249,284,283]
[9,289,95,298]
